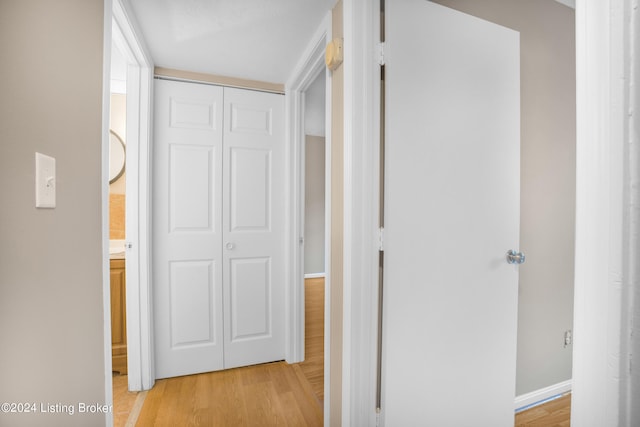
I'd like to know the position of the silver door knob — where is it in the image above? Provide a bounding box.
[226,242,235,250]
[506,249,525,265]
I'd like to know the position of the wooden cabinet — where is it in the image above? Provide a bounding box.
[110,259,127,374]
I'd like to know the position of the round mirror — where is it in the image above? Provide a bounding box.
[109,130,126,184]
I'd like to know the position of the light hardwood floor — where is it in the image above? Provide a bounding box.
[125,278,325,426]
[135,361,322,426]
[296,277,325,402]
[514,393,571,427]
[113,373,146,427]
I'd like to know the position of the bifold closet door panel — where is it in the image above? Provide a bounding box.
[221,87,286,369]
[153,79,225,379]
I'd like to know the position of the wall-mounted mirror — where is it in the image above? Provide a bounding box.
[109,130,126,184]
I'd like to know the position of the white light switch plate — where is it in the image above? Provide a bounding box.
[35,152,56,208]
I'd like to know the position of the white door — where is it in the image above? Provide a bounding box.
[221,87,285,369]
[153,80,285,378]
[382,1,521,426]
[153,79,225,379]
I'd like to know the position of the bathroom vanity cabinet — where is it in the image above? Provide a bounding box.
[110,258,127,374]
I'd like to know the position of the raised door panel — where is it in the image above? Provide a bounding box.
[169,261,218,347]
[169,145,217,233]
[229,147,271,231]
[229,257,271,341]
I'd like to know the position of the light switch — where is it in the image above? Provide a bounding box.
[35,152,56,208]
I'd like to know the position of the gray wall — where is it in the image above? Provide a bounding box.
[431,0,576,396]
[304,71,326,275]
[0,1,107,426]
[305,71,326,137]
[305,135,326,275]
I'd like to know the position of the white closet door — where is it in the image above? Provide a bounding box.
[383,1,521,425]
[153,79,225,379]
[222,87,285,369]
[153,81,286,378]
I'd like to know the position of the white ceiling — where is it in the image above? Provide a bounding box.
[129,0,335,84]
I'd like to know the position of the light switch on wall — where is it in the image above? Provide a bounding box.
[35,152,56,208]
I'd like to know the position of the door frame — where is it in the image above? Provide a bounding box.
[105,0,155,395]
[285,12,332,423]
[101,3,113,425]
[571,0,639,425]
[340,0,381,425]
[285,10,331,364]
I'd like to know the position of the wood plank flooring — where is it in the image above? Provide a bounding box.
[296,277,325,402]
[113,374,137,426]
[135,361,322,426]
[514,393,571,427]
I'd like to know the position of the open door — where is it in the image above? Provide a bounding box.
[381,1,521,425]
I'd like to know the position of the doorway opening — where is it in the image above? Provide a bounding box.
[103,3,155,424]
[107,38,134,422]
[299,69,328,404]
[104,2,155,422]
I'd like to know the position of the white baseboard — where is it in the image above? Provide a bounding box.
[514,379,572,412]
[304,272,326,279]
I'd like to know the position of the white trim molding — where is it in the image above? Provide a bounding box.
[102,3,114,427]
[304,273,327,279]
[572,0,639,426]
[112,0,155,392]
[514,380,572,412]
[630,0,640,423]
[284,13,332,426]
[341,0,381,425]
[284,12,332,365]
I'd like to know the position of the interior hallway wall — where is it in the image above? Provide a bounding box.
[304,70,326,275]
[109,93,126,195]
[305,135,326,275]
[0,1,107,426]
[109,94,126,239]
[430,0,576,396]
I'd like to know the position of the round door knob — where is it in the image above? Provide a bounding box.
[226,242,235,250]
[506,249,525,265]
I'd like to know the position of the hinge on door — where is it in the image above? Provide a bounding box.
[125,241,133,250]
[377,227,385,252]
[376,42,386,66]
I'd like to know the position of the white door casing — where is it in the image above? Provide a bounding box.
[153,80,285,378]
[382,1,521,426]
